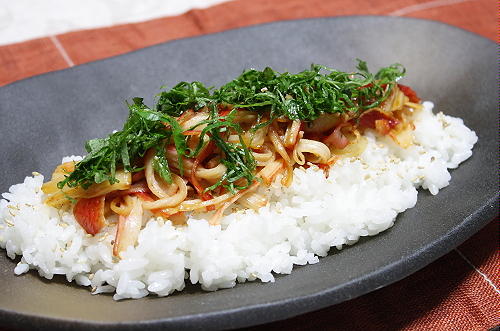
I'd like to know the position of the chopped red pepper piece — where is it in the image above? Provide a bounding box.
[358,110,399,135]
[398,84,421,103]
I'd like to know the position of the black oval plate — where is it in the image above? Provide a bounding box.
[0,16,498,330]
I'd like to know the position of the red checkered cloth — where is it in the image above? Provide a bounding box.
[1,0,498,330]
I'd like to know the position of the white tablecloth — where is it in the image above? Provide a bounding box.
[0,0,232,46]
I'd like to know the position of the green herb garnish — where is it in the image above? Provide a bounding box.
[58,60,405,193]
[57,98,173,189]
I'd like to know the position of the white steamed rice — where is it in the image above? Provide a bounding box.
[0,102,477,300]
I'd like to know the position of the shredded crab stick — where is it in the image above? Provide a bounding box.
[323,123,350,149]
[113,196,143,258]
[73,196,106,235]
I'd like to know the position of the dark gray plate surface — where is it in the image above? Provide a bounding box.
[0,17,498,330]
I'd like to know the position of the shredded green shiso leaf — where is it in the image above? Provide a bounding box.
[57,60,405,193]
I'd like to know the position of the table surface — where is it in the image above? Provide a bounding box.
[0,0,498,330]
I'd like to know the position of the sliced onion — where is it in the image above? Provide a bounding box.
[209,181,260,225]
[106,181,149,200]
[259,160,284,186]
[44,170,131,209]
[303,113,342,133]
[237,192,268,210]
[284,120,301,148]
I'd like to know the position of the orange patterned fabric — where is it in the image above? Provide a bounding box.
[0,0,497,86]
[0,0,498,330]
